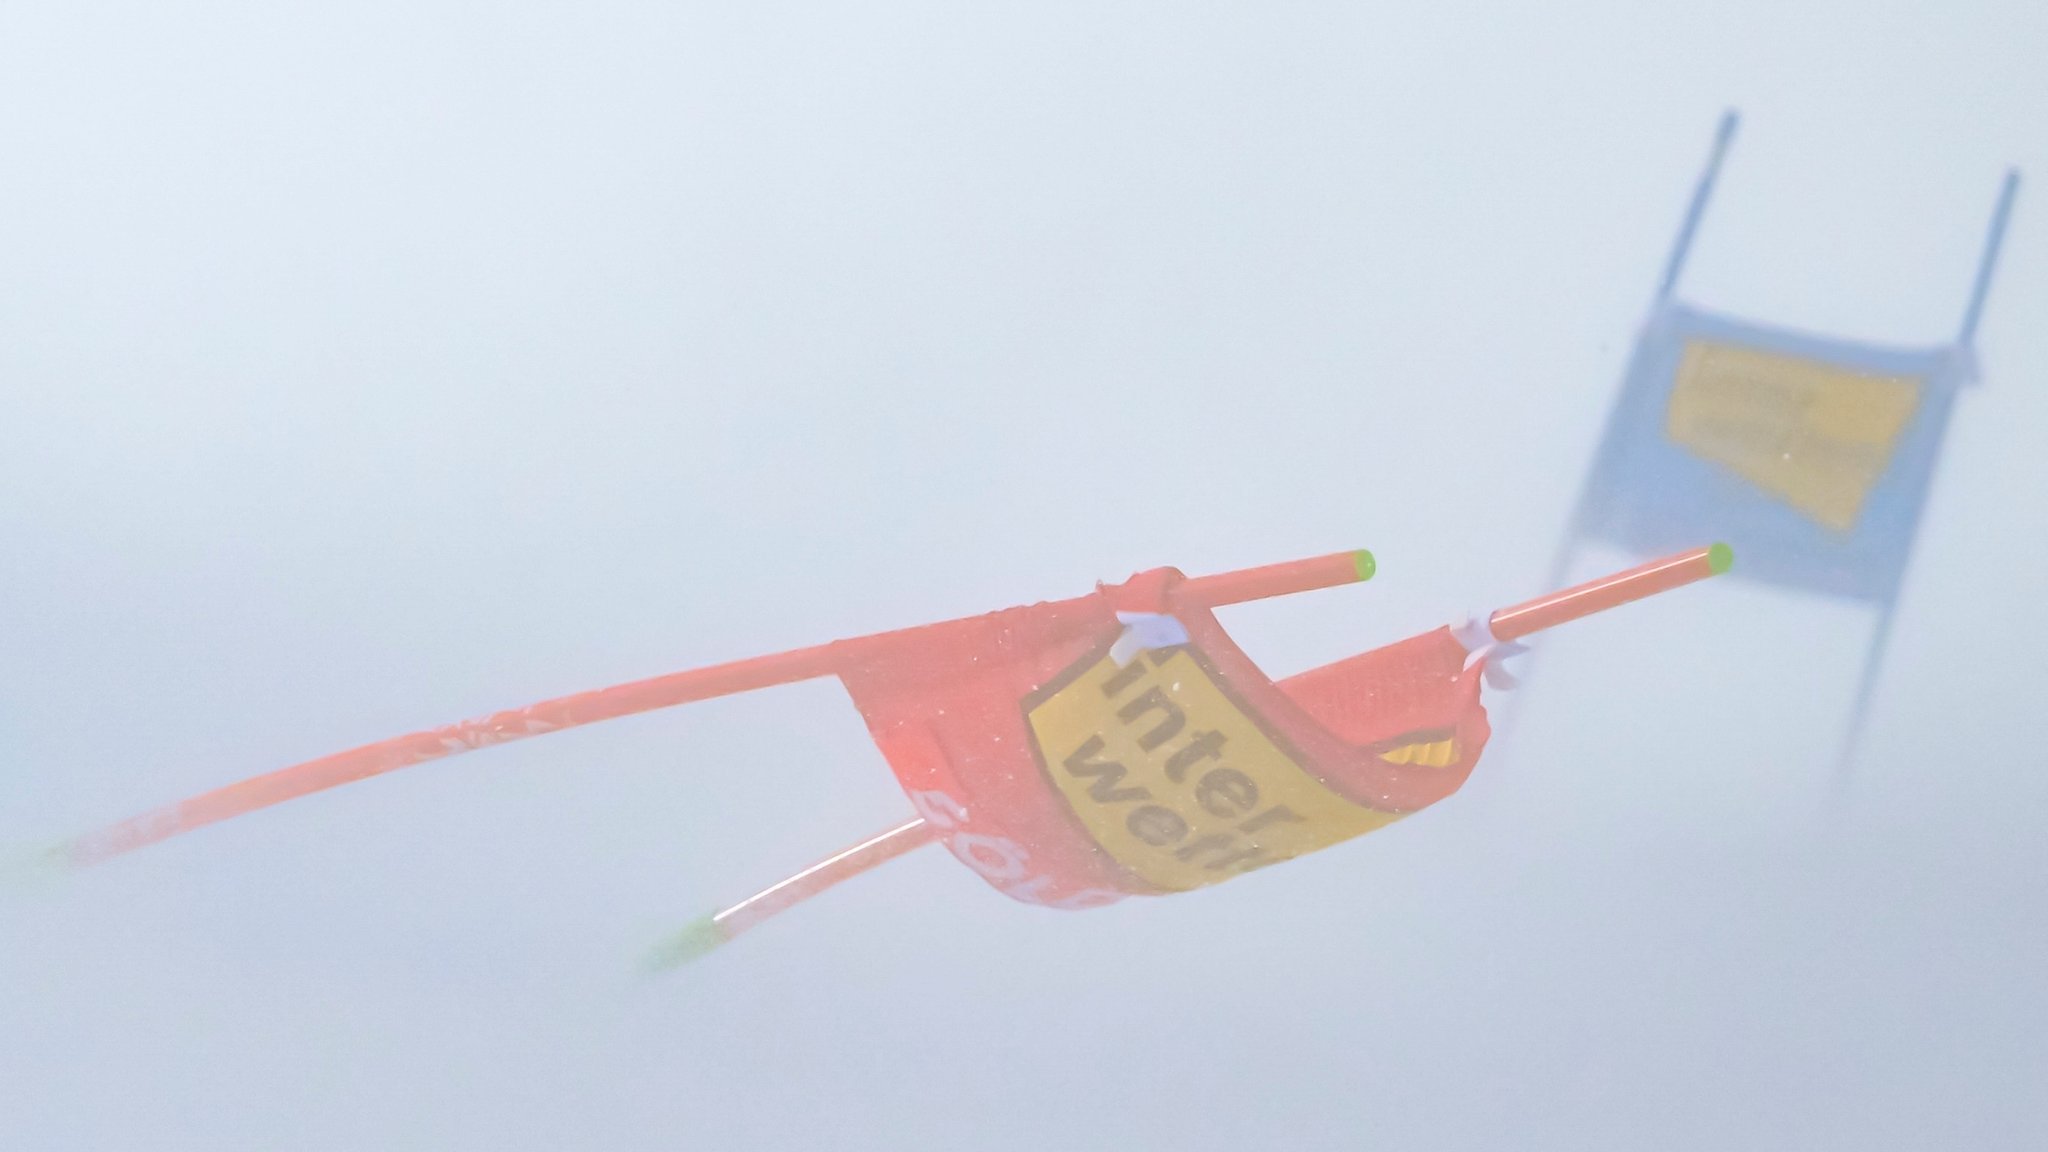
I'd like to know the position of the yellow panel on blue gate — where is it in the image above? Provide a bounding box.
[1665,340,1922,532]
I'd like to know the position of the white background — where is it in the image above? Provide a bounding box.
[3,3,2044,1148]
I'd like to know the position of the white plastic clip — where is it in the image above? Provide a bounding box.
[1111,612,1190,667]
[1451,614,1530,690]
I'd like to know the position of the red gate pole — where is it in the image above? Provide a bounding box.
[41,549,1381,873]
[1488,543,1732,643]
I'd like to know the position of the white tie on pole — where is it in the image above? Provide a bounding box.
[1111,612,1191,666]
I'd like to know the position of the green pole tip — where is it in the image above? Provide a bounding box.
[1707,542,1734,575]
[1351,549,1376,582]
[0,845,67,894]
[641,915,729,975]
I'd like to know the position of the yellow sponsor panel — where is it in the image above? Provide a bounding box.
[1379,735,1457,767]
[1028,647,1400,892]
[1666,340,1922,532]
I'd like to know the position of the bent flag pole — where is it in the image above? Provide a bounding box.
[649,544,1734,969]
[29,550,1378,878]
[25,543,1731,975]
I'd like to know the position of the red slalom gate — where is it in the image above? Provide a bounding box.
[27,544,1732,968]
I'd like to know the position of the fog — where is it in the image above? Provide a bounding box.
[3,4,2044,1148]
